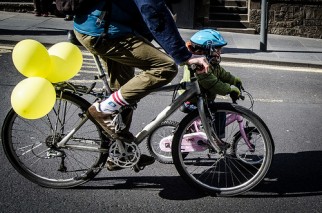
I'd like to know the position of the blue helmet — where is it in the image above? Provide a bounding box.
[190,29,227,49]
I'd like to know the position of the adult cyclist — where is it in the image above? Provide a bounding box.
[73,0,209,169]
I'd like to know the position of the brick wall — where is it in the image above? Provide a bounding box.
[250,0,322,39]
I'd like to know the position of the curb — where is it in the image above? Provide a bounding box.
[221,57,322,69]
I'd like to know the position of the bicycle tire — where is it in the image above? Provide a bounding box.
[146,120,178,164]
[172,102,274,196]
[1,92,108,188]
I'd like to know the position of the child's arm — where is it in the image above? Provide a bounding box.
[216,65,239,86]
[197,65,242,99]
[197,71,231,97]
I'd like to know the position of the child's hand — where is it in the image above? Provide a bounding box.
[230,87,240,101]
[234,77,242,87]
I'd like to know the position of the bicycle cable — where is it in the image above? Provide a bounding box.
[243,89,254,111]
[172,83,181,103]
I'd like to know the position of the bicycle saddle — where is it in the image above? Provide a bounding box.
[67,30,82,46]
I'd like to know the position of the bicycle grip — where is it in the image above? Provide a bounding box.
[235,82,245,101]
[236,82,244,91]
[189,64,204,72]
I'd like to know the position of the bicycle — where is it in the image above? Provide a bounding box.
[1,52,274,196]
[152,90,268,166]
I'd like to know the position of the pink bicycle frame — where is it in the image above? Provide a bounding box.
[226,113,255,150]
[159,113,255,152]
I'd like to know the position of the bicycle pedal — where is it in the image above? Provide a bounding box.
[132,165,145,173]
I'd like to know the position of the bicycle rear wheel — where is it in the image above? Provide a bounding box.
[172,102,274,196]
[1,92,108,188]
[146,120,178,164]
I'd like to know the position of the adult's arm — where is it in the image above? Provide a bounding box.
[133,0,192,65]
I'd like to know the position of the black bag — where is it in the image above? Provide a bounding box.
[55,0,99,15]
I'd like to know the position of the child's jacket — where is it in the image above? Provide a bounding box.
[182,64,237,100]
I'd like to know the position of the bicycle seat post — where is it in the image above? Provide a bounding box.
[92,54,113,96]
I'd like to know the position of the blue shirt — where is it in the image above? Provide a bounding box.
[74,1,134,38]
[74,0,192,65]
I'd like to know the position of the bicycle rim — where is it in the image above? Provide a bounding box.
[1,92,107,188]
[172,103,274,196]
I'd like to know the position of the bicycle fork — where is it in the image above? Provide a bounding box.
[196,97,224,152]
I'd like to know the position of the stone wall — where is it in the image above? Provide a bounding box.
[250,0,322,39]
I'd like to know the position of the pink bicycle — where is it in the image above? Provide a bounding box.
[148,88,271,166]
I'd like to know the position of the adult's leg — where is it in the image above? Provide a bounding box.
[74,31,136,130]
[92,34,178,104]
[75,32,178,103]
[101,59,135,91]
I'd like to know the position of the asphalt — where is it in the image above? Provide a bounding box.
[1,11,322,68]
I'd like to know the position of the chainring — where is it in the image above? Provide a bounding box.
[108,141,140,168]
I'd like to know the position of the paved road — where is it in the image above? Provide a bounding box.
[1,45,322,212]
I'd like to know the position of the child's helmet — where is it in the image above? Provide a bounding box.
[186,29,227,55]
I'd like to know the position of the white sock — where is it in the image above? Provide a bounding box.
[99,90,129,113]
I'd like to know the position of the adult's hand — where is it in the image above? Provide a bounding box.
[186,55,209,73]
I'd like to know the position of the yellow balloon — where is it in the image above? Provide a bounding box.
[46,42,83,83]
[11,77,56,119]
[12,39,51,78]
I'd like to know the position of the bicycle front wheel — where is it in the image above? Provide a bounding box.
[1,92,107,188]
[172,102,274,196]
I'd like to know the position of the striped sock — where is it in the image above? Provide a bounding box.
[100,90,129,113]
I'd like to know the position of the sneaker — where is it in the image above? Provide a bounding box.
[180,101,197,113]
[137,154,155,168]
[86,102,135,143]
[133,154,155,172]
[105,159,123,171]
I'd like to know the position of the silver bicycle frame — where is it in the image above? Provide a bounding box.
[57,55,222,152]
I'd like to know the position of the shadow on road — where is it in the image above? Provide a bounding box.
[249,151,322,197]
[76,175,205,200]
[75,151,322,199]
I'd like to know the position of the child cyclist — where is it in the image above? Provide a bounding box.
[182,29,242,105]
[181,29,243,144]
